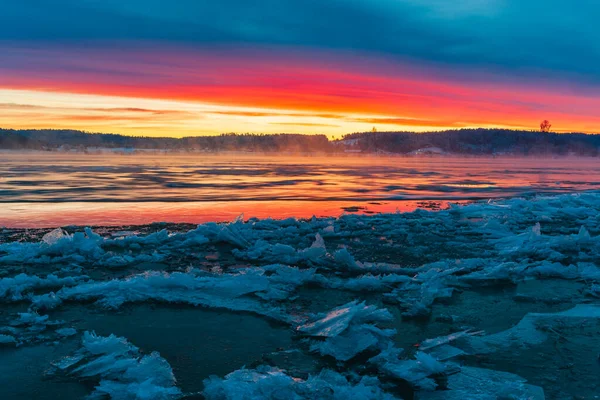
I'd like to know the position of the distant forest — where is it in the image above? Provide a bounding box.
[1,128,600,156]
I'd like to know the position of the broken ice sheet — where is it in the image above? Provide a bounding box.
[3,192,600,398]
[297,300,394,338]
[369,347,448,392]
[466,304,600,354]
[31,268,314,323]
[415,366,544,400]
[203,365,397,400]
[419,330,482,352]
[50,331,182,399]
[42,228,71,246]
[296,300,395,361]
[0,312,76,346]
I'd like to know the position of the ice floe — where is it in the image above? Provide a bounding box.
[51,331,182,399]
[203,366,397,400]
[296,301,395,361]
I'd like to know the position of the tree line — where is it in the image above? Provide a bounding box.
[1,128,599,156]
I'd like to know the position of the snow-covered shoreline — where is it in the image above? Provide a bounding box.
[1,192,600,398]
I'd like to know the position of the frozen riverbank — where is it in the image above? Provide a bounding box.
[1,193,600,398]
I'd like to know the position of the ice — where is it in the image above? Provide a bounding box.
[0,273,85,302]
[0,334,16,345]
[369,347,445,391]
[33,268,313,322]
[297,300,393,337]
[52,331,182,399]
[590,283,600,297]
[415,367,545,400]
[309,324,395,362]
[334,248,362,270]
[31,291,63,310]
[418,330,482,351]
[0,312,70,345]
[424,345,465,361]
[297,301,395,361]
[42,227,71,245]
[3,192,600,397]
[316,273,411,292]
[56,327,77,337]
[203,366,397,400]
[382,266,459,318]
[331,248,410,275]
[256,265,316,301]
[465,304,600,354]
[212,217,253,248]
[233,234,327,265]
[298,233,327,262]
[11,312,50,326]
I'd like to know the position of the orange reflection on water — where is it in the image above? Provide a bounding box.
[1,153,600,228]
[0,200,460,228]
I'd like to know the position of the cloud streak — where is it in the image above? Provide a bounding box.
[1,1,599,83]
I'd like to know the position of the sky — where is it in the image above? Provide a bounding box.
[1,0,600,137]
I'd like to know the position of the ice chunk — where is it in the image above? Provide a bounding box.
[322,224,335,234]
[42,228,71,245]
[37,269,303,322]
[459,262,527,285]
[297,301,395,361]
[0,334,16,345]
[316,273,411,292]
[233,234,326,265]
[334,248,362,270]
[415,366,544,400]
[578,225,592,243]
[11,312,50,327]
[467,304,600,354]
[203,365,397,400]
[52,331,182,399]
[31,292,64,310]
[419,330,482,351]
[425,345,465,361]
[1,312,69,345]
[0,273,84,302]
[217,220,252,248]
[298,233,327,261]
[369,348,446,391]
[310,324,395,361]
[297,300,393,337]
[493,223,543,255]
[56,327,77,337]
[385,268,457,318]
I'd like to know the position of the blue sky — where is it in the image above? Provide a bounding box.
[2,0,598,81]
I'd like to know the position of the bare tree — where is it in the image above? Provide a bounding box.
[540,120,551,132]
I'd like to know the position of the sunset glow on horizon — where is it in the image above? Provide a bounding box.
[2,1,600,137]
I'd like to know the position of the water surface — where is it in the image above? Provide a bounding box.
[1,152,599,227]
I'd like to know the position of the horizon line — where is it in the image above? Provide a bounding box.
[2,126,598,140]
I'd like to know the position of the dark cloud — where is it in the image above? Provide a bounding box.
[0,1,598,84]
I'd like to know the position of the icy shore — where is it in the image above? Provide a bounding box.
[2,192,600,398]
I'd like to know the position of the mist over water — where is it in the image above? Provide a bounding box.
[2,152,600,227]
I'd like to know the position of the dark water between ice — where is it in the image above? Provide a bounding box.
[1,152,600,227]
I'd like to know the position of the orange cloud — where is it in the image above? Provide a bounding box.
[1,44,600,135]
